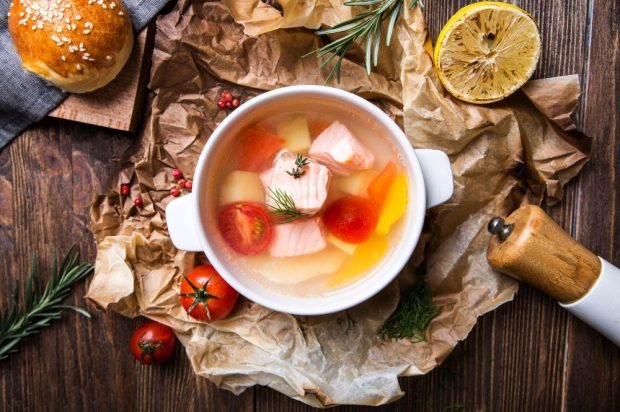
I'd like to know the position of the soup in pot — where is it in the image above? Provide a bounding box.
[213,109,409,296]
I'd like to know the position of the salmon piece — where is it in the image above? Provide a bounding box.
[309,121,375,175]
[264,151,331,215]
[269,218,327,257]
[259,167,273,188]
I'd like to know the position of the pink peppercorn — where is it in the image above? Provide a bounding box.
[184,181,192,191]
[171,168,183,179]
[120,184,130,196]
[170,187,181,197]
[134,197,144,208]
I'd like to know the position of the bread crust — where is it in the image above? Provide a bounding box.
[7,0,134,93]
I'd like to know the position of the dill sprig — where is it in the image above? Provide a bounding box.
[0,246,93,361]
[306,0,424,82]
[286,154,310,179]
[267,188,309,223]
[379,279,439,341]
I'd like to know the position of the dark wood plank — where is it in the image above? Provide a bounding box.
[0,119,255,411]
[1,1,618,411]
[564,0,620,410]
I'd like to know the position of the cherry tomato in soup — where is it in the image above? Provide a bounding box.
[218,202,272,255]
[323,195,378,244]
[130,321,176,365]
[180,264,239,322]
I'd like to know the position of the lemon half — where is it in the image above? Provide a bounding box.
[434,2,541,104]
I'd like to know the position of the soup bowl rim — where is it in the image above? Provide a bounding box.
[191,85,426,315]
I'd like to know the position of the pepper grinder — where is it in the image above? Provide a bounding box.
[486,205,620,347]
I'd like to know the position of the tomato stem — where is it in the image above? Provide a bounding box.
[138,337,164,363]
[181,275,221,321]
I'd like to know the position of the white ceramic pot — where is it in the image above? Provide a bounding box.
[166,85,453,315]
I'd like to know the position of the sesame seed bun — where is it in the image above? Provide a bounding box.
[7,0,134,93]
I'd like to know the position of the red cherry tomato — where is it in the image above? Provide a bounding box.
[323,195,378,244]
[218,202,272,255]
[130,321,176,365]
[180,264,239,322]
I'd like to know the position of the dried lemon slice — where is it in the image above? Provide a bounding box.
[434,2,541,104]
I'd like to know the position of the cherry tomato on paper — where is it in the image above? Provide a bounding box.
[180,264,239,322]
[323,195,378,244]
[130,321,176,365]
[218,202,272,255]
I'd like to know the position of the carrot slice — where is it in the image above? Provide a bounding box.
[238,125,284,172]
[308,120,331,138]
[367,161,398,209]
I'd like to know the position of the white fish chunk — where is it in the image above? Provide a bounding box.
[309,121,375,175]
[264,151,331,215]
[269,218,326,257]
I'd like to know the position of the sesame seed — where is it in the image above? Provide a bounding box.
[110,2,116,9]
[106,55,113,60]
[19,11,24,17]
[75,14,81,20]
[76,64,82,71]
[83,29,91,35]
[55,26,62,32]
[31,25,37,30]
[118,11,123,16]
[60,55,66,62]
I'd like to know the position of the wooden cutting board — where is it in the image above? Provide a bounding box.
[48,25,155,132]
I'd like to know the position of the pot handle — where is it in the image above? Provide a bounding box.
[414,149,454,208]
[165,194,203,252]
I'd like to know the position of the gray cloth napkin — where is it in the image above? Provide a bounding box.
[0,0,170,150]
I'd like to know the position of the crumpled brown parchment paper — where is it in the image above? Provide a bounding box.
[86,1,592,407]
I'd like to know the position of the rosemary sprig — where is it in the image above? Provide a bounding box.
[306,0,424,82]
[0,246,93,361]
[379,278,439,341]
[267,188,309,223]
[286,154,310,179]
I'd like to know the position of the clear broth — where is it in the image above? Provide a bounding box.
[214,107,407,297]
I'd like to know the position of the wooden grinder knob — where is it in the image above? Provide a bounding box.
[487,205,601,303]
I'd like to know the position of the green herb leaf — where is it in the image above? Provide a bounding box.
[0,246,93,361]
[286,154,310,179]
[308,0,425,82]
[442,403,464,412]
[379,279,439,341]
[267,188,309,223]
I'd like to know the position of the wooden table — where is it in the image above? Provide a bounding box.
[1,1,618,410]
